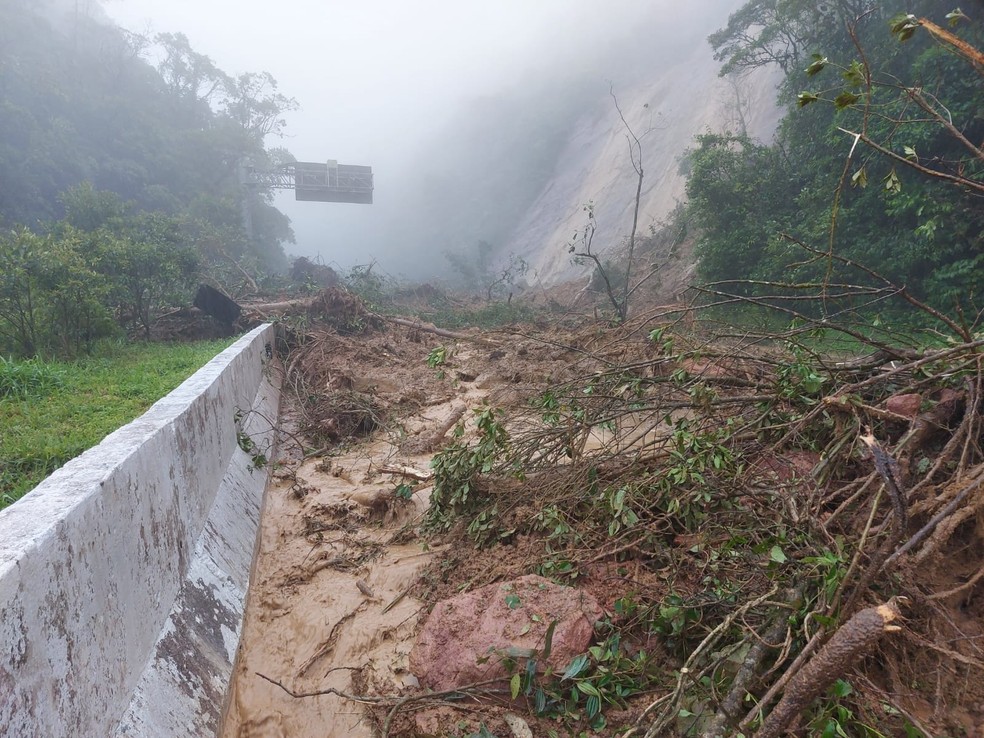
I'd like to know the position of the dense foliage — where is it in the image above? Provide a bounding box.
[688,0,983,316]
[0,0,296,356]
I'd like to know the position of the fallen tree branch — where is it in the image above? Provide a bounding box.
[632,586,779,738]
[379,464,433,481]
[257,671,507,738]
[374,313,496,346]
[702,604,794,738]
[256,670,385,703]
[296,606,362,677]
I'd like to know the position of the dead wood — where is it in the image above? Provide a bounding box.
[245,296,314,317]
[754,599,905,738]
[860,431,907,533]
[377,314,496,346]
[378,464,433,481]
[400,404,468,454]
[703,611,792,738]
[295,606,364,677]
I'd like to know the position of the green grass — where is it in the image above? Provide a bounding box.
[0,338,234,510]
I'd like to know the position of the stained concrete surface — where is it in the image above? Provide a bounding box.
[0,324,279,737]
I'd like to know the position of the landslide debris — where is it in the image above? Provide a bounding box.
[226,285,984,738]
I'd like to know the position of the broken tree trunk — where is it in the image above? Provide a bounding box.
[376,315,495,346]
[754,599,905,738]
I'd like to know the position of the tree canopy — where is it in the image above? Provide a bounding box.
[0,0,296,346]
[690,0,982,319]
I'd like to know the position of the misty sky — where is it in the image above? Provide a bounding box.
[102,0,739,276]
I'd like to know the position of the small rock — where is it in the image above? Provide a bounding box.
[503,713,533,738]
[885,393,922,418]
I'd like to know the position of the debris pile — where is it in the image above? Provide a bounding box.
[226,285,983,738]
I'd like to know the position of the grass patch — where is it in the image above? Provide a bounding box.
[0,356,65,399]
[0,338,234,510]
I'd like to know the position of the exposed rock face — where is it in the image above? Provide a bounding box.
[410,575,604,691]
[502,47,783,286]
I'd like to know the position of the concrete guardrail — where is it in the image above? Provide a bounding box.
[0,324,280,737]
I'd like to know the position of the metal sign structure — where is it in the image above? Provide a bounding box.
[242,161,373,204]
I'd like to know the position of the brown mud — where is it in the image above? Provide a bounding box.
[222,329,518,737]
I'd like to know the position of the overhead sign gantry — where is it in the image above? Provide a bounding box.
[242,160,374,204]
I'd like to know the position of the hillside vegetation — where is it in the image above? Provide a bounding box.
[0,0,294,357]
[686,0,982,319]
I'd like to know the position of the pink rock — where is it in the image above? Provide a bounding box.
[885,393,922,418]
[410,574,603,691]
[751,450,820,485]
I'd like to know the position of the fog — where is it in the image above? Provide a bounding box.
[103,0,742,279]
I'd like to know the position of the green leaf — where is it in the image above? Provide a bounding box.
[542,620,557,660]
[524,657,538,689]
[475,725,497,738]
[805,55,828,77]
[945,9,968,27]
[797,91,820,107]
[679,708,695,717]
[562,653,590,680]
[890,13,920,41]
[903,145,918,161]
[586,694,601,718]
[883,169,902,194]
[813,613,837,628]
[851,167,868,188]
[842,60,865,88]
[834,92,860,109]
[505,594,521,609]
[577,681,602,698]
[613,486,626,514]
[770,545,787,564]
[830,678,853,698]
[510,672,521,700]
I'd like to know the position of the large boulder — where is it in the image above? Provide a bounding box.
[410,574,603,691]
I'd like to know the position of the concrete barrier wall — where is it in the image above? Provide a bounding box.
[0,324,280,737]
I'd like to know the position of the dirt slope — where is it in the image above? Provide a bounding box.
[503,48,782,286]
